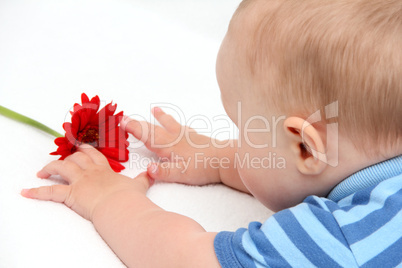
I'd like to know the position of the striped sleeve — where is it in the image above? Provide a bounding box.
[214,198,359,268]
[331,174,402,267]
[214,175,402,268]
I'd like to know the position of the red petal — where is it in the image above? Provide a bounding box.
[95,103,116,126]
[98,113,123,139]
[78,108,92,130]
[63,122,78,141]
[50,142,74,158]
[81,93,89,104]
[90,95,100,108]
[72,103,82,113]
[115,112,124,123]
[54,137,67,146]
[99,127,128,148]
[87,95,100,121]
[66,116,79,137]
[107,158,125,172]
[98,147,128,161]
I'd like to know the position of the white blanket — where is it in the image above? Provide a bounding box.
[0,1,273,267]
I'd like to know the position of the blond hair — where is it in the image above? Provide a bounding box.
[233,0,402,155]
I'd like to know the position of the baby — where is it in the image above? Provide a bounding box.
[22,0,402,267]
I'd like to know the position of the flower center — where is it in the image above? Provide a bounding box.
[78,126,99,146]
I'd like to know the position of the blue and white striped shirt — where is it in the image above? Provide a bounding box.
[214,155,402,267]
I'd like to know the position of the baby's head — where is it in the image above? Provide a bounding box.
[216,0,402,211]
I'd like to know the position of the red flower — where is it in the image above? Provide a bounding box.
[50,93,129,172]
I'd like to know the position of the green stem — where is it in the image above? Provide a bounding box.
[0,105,63,137]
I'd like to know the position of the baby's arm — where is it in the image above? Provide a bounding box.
[21,145,220,267]
[124,107,249,193]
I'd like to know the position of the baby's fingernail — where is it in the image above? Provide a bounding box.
[153,107,162,113]
[37,170,45,178]
[122,115,131,123]
[120,115,131,129]
[21,189,30,197]
[147,163,158,174]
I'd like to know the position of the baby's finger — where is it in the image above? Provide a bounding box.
[21,185,70,204]
[78,144,110,167]
[152,107,181,133]
[122,118,150,142]
[37,160,82,184]
[122,117,165,147]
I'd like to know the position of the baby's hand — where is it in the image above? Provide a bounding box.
[122,107,221,186]
[21,144,152,221]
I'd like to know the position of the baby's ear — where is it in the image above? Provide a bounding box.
[283,117,327,175]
